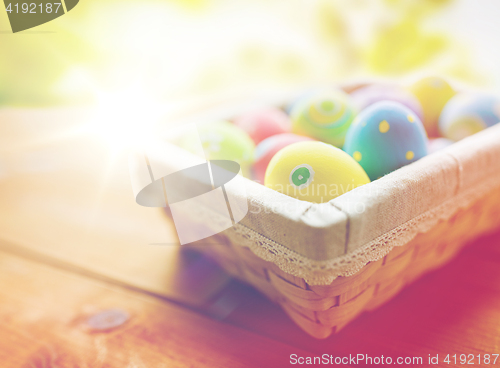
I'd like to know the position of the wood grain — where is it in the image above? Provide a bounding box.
[0,108,230,306]
[0,250,318,368]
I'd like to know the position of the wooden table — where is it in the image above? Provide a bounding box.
[1,108,500,367]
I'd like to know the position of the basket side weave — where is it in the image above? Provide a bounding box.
[195,186,500,338]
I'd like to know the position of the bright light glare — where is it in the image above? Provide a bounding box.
[85,86,164,155]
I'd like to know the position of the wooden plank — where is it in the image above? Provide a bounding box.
[0,250,317,368]
[0,108,230,306]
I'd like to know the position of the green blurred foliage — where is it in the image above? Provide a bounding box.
[366,19,448,74]
[0,0,208,106]
[316,1,346,42]
[0,0,485,107]
[0,22,93,106]
[366,0,451,74]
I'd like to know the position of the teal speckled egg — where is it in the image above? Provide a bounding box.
[438,93,500,141]
[344,101,428,181]
[290,89,356,148]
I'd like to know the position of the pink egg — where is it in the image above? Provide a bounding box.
[253,133,314,183]
[233,107,291,144]
[428,137,454,153]
[350,84,424,121]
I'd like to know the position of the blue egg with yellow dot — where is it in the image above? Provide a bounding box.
[438,93,500,141]
[344,101,428,181]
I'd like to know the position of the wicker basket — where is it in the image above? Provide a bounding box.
[189,186,500,338]
[135,90,500,339]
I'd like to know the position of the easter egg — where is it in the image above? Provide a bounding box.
[285,89,317,114]
[264,141,370,203]
[408,76,456,137]
[350,84,423,121]
[428,138,454,153]
[233,107,291,144]
[181,121,255,177]
[438,93,500,141]
[253,133,314,183]
[344,101,428,181]
[290,89,357,147]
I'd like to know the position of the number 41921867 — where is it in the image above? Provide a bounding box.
[5,3,63,14]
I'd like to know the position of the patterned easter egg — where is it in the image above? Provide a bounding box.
[408,76,456,137]
[344,101,428,181]
[181,121,255,177]
[290,89,357,147]
[350,84,423,121]
[253,133,314,183]
[233,107,291,144]
[264,141,370,203]
[438,93,500,141]
[428,138,454,153]
[285,89,317,114]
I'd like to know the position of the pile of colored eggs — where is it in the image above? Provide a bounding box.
[178,77,500,203]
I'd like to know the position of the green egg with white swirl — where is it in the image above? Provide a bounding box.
[290,89,357,148]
